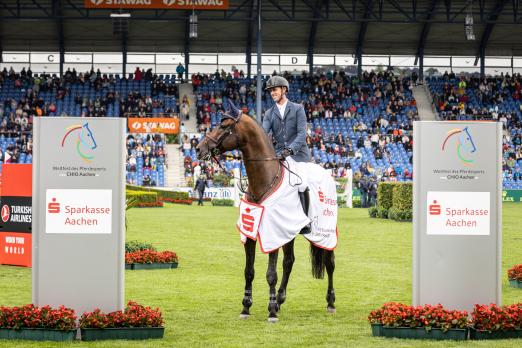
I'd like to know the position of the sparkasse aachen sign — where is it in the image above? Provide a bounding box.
[32,117,125,315]
[413,121,502,313]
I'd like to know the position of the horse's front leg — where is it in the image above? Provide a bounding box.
[240,238,256,319]
[266,250,279,322]
[277,239,295,310]
[325,250,336,313]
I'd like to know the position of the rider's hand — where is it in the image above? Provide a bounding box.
[280,148,293,159]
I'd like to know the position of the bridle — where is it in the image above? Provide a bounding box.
[202,111,282,202]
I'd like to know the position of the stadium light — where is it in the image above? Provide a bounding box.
[111,13,131,36]
[189,14,198,39]
[464,0,475,40]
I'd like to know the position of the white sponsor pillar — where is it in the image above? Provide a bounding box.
[413,121,502,312]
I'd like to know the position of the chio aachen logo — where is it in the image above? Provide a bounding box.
[441,127,477,166]
[61,123,98,163]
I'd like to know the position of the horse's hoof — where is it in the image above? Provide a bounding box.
[267,317,279,323]
[239,314,250,320]
[327,307,336,314]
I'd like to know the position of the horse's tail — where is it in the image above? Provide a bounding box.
[310,243,325,279]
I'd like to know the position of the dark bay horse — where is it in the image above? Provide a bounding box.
[196,105,336,322]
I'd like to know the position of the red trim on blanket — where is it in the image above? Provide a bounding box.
[257,232,280,254]
[308,225,339,251]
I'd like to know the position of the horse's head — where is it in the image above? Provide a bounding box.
[197,102,243,161]
[459,126,476,154]
[79,123,97,150]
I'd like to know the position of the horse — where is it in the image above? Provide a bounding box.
[197,104,336,322]
[61,122,98,162]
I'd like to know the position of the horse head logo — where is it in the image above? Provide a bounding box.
[162,0,177,6]
[442,127,477,166]
[90,0,105,5]
[61,123,98,163]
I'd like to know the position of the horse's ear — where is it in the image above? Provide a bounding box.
[228,101,241,118]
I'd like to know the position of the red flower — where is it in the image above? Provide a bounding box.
[508,264,522,281]
[79,301,163,328]
[369,302,468,332]
[0,304,76,330]
[125,250,179,264]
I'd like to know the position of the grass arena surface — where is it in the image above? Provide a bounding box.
[0,203,521,347]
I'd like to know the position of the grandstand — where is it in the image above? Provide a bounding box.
[0,0,521,190]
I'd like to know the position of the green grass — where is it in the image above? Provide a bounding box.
[0,203,521,347]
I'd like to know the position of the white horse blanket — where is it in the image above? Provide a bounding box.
[236,158,338,253]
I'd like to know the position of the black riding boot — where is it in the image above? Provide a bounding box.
[299,188,311,235]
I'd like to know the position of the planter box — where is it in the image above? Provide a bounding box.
[509,279,522,288]
[0,328,76,341]
[81,327,164,341]
[132,262,178,270]
[382,327,468,340]
[125,264,133,270]
[470,328,522,340]
[371,323,383,337]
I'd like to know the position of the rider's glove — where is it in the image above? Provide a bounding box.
[280,148,294,159]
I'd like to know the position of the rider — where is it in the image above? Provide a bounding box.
[262,75,312,234]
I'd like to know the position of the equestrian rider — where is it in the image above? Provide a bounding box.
[262,75,312,234]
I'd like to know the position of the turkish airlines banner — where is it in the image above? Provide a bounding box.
[0,164,32,267]
[128,117,180,134]
[84,0,229,10]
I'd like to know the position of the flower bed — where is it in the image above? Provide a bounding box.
[80,301,164,341]
[368,302,468,340]
[125,250,179,270]
[370,302,522,340]
[134,201,164,208]
[0,304,76,341]
[161,197,193,205]
[469,304,522,339]
[508,264,522,288]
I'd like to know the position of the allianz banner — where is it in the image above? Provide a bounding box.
[128,117,180,134]
[84,0,229,10]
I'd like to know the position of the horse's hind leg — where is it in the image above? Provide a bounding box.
[266,250,279,322]
[325,250,336,313]
[277,239,295,310]
[240,238,256,319]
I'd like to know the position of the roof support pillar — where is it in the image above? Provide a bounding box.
[256,0,262,120]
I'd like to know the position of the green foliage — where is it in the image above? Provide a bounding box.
[126,190,158,205]
[392,183,413,212]
[352,197,362,208]
[377,207,389,219]
[125,240,157,253]
[211,173,232,187]
[166,134,179,144]
[211,199,235,206]
[377,183,395,210]
[126,185,189,201]
[374,182,413,221]
[388,207,413,221]
[368,206,378,218]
